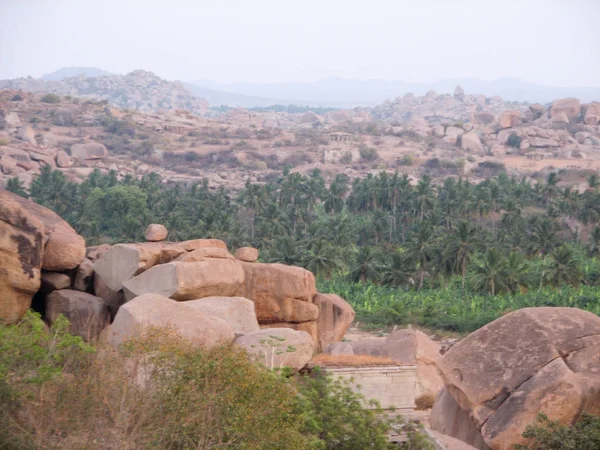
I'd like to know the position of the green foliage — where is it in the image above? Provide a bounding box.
[507,132,523,148]
[6,177,28,198]
[294,367,397,450]
[515,412,600,450]
[359,146,379,162]
[40,93,61,104]
[16,166,600,330]
[1,315,427,450]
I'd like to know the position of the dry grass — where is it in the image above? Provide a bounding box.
[310,353,398,367]
[415,393,436,410]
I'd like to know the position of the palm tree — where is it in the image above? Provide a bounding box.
[381,252,414,287]
[405,222,436,290]
[543,246,582,288]
[303,239,345,279]
[446,221,480,290]
[588,226,600,257]
[505,251,529,294]
[471,248,509,296]
[349,247,381,283]
[414,175,435,223]
[587,173,600,191]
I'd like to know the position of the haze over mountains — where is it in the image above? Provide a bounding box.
[12,67,600,109]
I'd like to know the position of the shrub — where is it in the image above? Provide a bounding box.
[340,151,353,164]
[515,412,600,450]
[294,367,397,449]
[40,93,61,104]
[415,393,435,410]
[10,93,23,101]
[399,154,415,166]
[507,132,522,148]
[359,146,379,162]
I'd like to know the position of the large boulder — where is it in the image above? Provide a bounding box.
[176,246,233,261]
[122,259,245,301]
[70,143,108,160]
[260,320,319,347]
[185,296,259,336]
[432,307,600,450]
[0,190,85,271]
[240,262,317,323]
[234,328,314,373]
[144,224,168,242]
[109,293,235,348]
[550,98,581,121]
[461,132,484,153]
[430,388,490,450]
[0,190,44,324]
[584,102,600,126]
[46,289,110,340]
[234,247,259,262]
[314,293,355,351]
[497,111,521,129]
[92,242,186,293]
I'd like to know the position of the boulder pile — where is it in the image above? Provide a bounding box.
[0,192,355,373]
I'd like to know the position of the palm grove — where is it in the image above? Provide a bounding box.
[8,165,600,331]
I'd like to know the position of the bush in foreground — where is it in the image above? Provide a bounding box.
[1,312,426,449]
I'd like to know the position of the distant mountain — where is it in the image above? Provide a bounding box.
[182,82,302,108]
[0,70,209,115]
[194,77,600,106]
[41,67,112,81]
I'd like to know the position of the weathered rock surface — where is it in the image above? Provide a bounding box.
[0,190,85,271]
[176,246,233,261]
[430,389,490,450]
[234,328,314,372]
[240,262,316,323]
[144,224,168,242]
[110,293,234,348]
[584,102,600,126]
[93,242,186,292]
[46,289,110,340]
[122,259,245,301]
[314,293,355,351]
[234,247,259,262]
[461,132,484,153]
[260,320,319,348]
[432,307,600,450]
[41,271,71,292]
[73,258,94,292]
[0,190,44,324]
[70,143,108,160]
[185,296,259,336]
[550,98,581,121]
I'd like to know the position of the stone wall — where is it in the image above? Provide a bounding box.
[325,365,417,410]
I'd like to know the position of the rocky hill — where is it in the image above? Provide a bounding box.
[1,86,599,194]
[0,70,209,115]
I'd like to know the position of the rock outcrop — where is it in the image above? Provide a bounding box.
[0,190,44,324]
[314,293,355,351]
[240,262,317,323]
[46,289,110,340]
[122,259,245,301]
[109,293,235,348]
[431,307,600,450]
[185,296,259,336]
[234,247,259,262]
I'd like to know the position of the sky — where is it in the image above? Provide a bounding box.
[0,0,599,87]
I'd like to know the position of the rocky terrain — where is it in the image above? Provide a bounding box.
[0,70,209,115]
[2,189,599,450]
[1,79,599,194]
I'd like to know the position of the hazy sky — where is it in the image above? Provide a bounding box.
[1,0,599,86]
